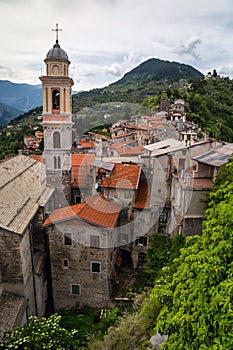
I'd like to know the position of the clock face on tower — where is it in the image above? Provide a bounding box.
[52,64,62,75]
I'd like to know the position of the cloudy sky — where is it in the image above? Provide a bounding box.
[0,0,233,91]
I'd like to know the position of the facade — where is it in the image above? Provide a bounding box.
[43,195,122,309]
[0,155,53,338]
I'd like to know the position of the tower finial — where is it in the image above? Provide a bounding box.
[52,23,62,44]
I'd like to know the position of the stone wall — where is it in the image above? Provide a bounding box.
[48,222,114,310]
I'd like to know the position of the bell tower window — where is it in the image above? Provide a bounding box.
[52,89,60,110]
[53,131,61,149]
[54,156,61,169]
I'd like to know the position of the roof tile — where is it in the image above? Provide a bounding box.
[101,163,141,189]
[44,194,121,229]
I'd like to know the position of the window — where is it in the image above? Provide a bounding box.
[119,232,128,244]
[90,235,100,248]
[70,284,81,296]
[75,195,82,204]
[53,131,61,149]
[57,156,61,169]
[54,156,57,169]
[62,259,69,269]
[91,261,101,273]
[138,212,145,223]
[159,211,167,223]
[64,233,72,246]
[135,236,147,247]
[54,156,61,170]
[52,89,60,110]
[178,158,186,171]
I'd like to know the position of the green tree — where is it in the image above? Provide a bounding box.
[146,233,172,278]
[154,171,233,349]
[1,314,79,350]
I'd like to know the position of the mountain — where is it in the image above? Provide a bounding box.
[0,80,42,125]
[114,58,203,86]
[0,101,22,126]
[72,58,203,112]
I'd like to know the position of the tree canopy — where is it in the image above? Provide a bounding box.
[154,161,233,349]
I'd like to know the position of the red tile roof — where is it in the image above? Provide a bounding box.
[43,194,121,229]
[72,154,95,166]
[101,163,141,189]
[71,154,95,188]
[29,155,45,163]
[43,203,86,226]
[134,179,151,209]
[77,141,95,149]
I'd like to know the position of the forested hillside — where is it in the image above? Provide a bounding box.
[72,58,203,112]
[143,76,233,142]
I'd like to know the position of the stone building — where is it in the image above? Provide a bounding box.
[43,194,121,310]
[0,155,53,338]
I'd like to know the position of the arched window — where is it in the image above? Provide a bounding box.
[54,156,57,169]
[53,131,61,148]
[52,89,60,110]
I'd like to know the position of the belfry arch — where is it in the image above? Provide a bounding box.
[52,89,60,110]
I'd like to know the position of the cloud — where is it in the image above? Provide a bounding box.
[174,37,202,60]
[218,66,233,76]
[123,50,139,63]
[103,62,122,76]
[0,65,14,78]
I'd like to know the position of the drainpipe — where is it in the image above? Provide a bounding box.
[29,224,38,317]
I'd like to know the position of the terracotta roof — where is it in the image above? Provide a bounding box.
[29,155,45,163]
[77,140,95,149]
[72,154,95,188]
[43,203,86,226]
[101,163,141,189]
[43,194,121,229]
[134,179,151,209]
[72,154,95,166]
[79,195,121,229]
[111,142,125,149]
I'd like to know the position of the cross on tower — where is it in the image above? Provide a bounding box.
[52,23,62,43]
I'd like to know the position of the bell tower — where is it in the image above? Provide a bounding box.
[40,24,73,207]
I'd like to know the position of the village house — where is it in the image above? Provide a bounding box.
[43,194,122,309]
[0,155,54,338]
